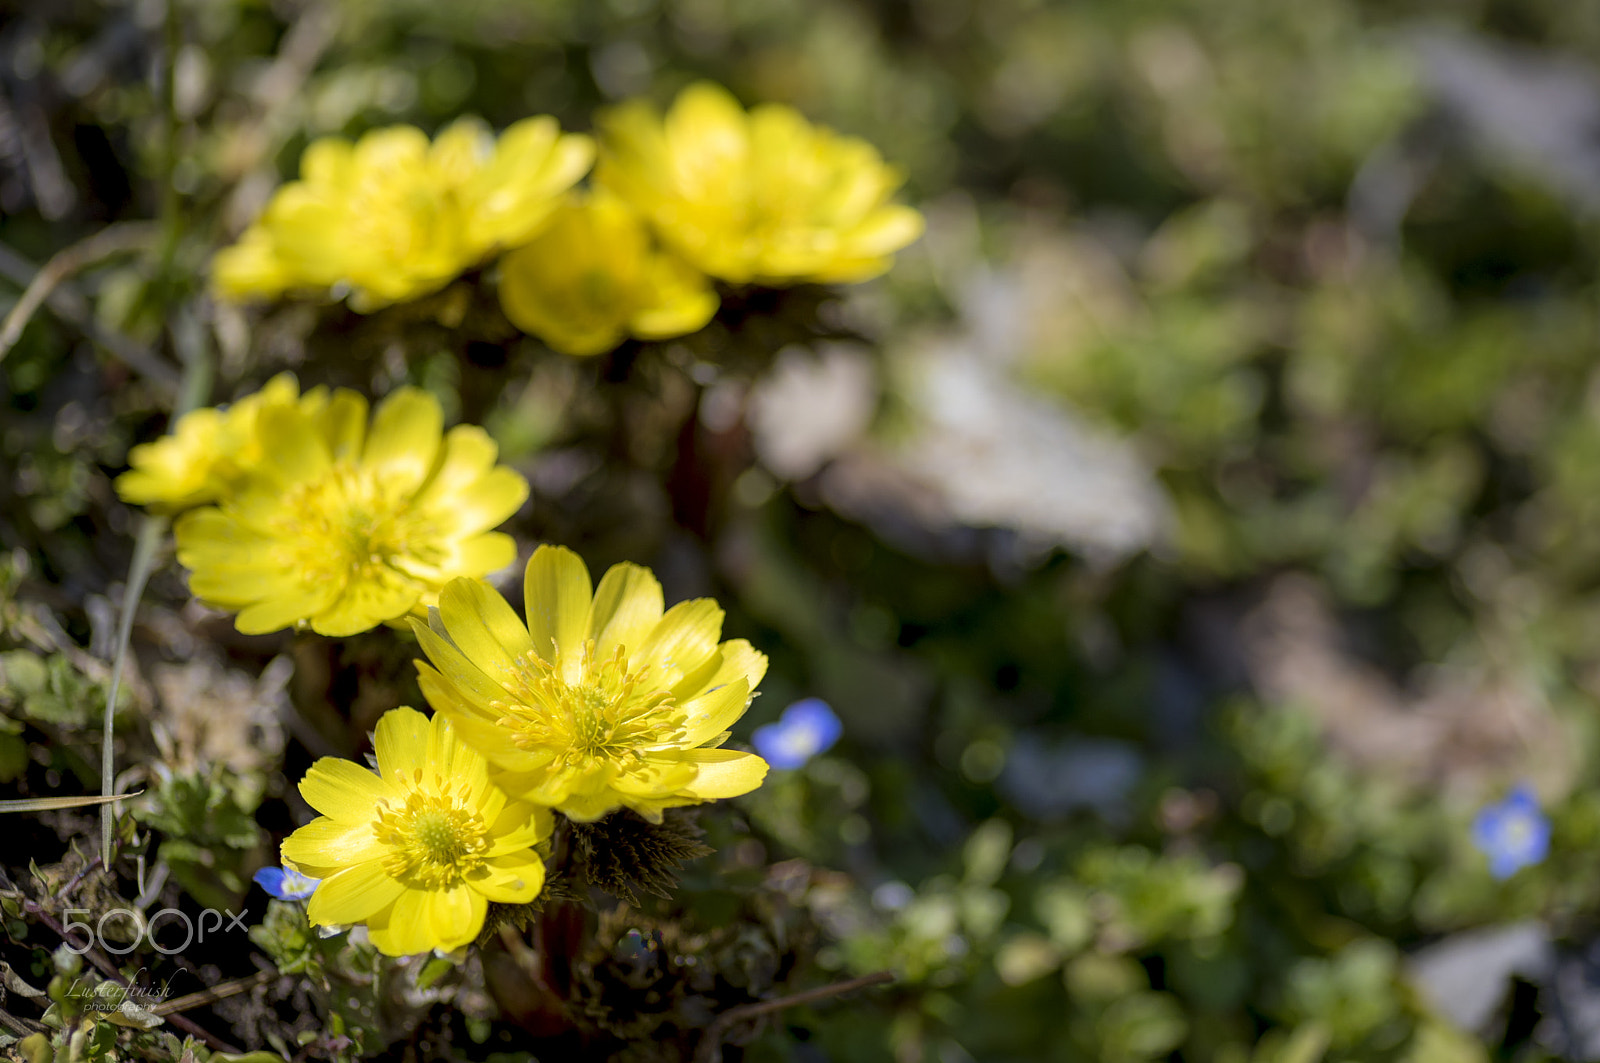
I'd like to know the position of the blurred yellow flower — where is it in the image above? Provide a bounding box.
[115,373,300,513]
[596,81,924,286]
[283,706,550,956]
[214,116,594,309]
[174,386,528,637]
[412,545,769,822]
[498,192,718,356]
[210,228,295,303]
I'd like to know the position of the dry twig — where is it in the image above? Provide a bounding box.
[0,222,159,363]
[694,970,895,1063]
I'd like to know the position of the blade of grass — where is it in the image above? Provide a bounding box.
[0,791,143,813]
[100,305,212,867]
[100,516,167,867]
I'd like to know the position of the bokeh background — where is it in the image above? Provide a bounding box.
[7,0,1600,1060]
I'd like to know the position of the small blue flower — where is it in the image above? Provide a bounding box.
[254,865,320,900]
[752,698,842,770]
[1472,784,1550,880]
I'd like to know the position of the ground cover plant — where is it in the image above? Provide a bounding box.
[5,0,1600,1060]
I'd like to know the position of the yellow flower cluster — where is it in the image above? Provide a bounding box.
[596,82,925,286]
[213,117,594,310]
[280,547,770,955]
[116,377,529,637]
[213,83,922,356]
[125,384,774,955]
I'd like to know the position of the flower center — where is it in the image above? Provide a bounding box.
[275,462,436,586]
[348,168,467,274]
[1501,816,1534,851]
[374,786,490,890]
[491,640,688,768]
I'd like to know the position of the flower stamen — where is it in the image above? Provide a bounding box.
[492,639,688,770]
[374,791,491,890]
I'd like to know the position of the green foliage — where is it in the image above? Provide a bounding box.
[0,651,125,731]
[6,0,1600,1058]
[249,899,460,1060]
[136,767,263,912]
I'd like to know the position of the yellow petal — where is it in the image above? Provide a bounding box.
[669,82,750,167]
[309,569,422,637]
[366,886,448,956]
[173,506,256,554]
[851,204,926,257]
[362,387,442,490]
[541,133,597,190]
[428,695,549,774]
[300,136,354,186]
[610,759,699,796]
[490,115,557,171]
[686,638,768,702]
[184,563,291,605]
[677,678,751,748]
[586,561,663,664]
[305,861,405,927]
[429,117,492,187]
[522,545,593,666]
[630,255,719,340]
[678,748,769,799]
[234,580,343,635]
[354,125,431,170]
[467,849,547,903]
[494,764,582,810]
[425,710,489,802]
[254,403,330,486]
[426,467,529,537]
[475,778,508,827]
[298,758,397,821]
[281,816,386,871]
[439,577,536,688]
[633,598,723,689]
[255,372,302,406]
[555,786,625,823]
[411,637,507,717]
[486,801,553,855]
[436,532,520,583]
[372,705,430,781]
[318,388,369,462]
[411,425,498,510]
[425,885,487,952]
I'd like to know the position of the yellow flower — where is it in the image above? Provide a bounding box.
[213,116,594,309]
[498,192,718,356]
[174,386,528,637]
[411,545,770,822]
[210,228,295,303]
[283,706,550,956]
[596,81,924,286]
[115,373,301,513]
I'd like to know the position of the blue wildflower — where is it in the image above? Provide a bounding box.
[254,865,320,900]
[1471,784,1550,880]
[752,698,842,770]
